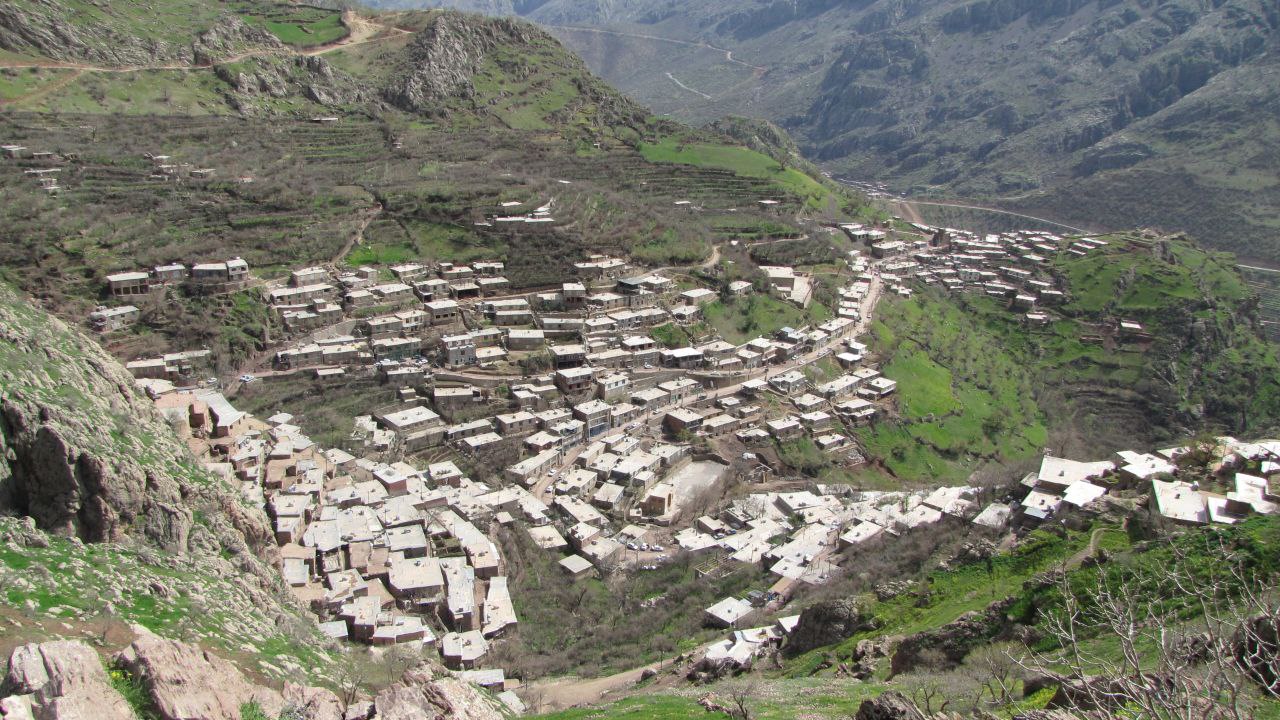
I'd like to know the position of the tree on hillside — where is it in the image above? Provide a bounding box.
[1012,537,1280,720]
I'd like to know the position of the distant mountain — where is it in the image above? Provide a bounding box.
[367,0,1280,263]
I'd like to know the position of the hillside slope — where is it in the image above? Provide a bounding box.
[0,279,342,685]
[374,0,1280,264]
[0,3,864,370]
[855,232,1280,484]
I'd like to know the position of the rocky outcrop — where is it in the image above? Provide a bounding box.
[844,637,896,680]
[890,597,1017,676]
[192,16,283,66]
[2,639,349,720]
[0,2,281,67]
[853,691,926,720]
[0,282,277,571]
[372,662,505,720]
[0,0,173,65]
[783,598,877,658]
[2,641,133,720]
[383,13,537,112]
[114,635,287,720]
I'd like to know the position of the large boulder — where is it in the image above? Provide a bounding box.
[283,684,345,720]
[113,636,284,720]
[373,663,504,720]
[783,598,877,657]
[2,641,134,720]
[853,691,926,720]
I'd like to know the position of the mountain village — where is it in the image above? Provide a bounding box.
[56,177,1269,707]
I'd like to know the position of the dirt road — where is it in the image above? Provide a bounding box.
[0,10,408,74]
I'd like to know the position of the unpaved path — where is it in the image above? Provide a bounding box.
[0,10,408,73]
[665,71,712,99]
[520,650,695,713]
[0,69,84,106]
[334,203,384,265]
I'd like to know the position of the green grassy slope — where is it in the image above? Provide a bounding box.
[855,233,1280,483]
[534,516,1280,720]
[858,295,1047,484]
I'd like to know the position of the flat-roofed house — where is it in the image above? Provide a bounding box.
[705,597,754,629]
[106,271,151,297]
[89,305,140,333]
[555,366,595,394]
[388,555,443,603]
[426,299,460,325]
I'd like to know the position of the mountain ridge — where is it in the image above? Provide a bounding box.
[367,0,1280,263]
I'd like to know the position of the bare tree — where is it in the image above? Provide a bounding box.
[336,661,367,714]
[724,681,757,720]
[961,642,1020,710]
[1012,537,1279,720]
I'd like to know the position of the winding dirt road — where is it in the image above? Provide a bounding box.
[0,10,408,74]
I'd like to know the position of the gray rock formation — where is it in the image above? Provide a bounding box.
[3,641,133,720]
[115,635,287,720]
[373,662,505,720]
[854,691,926,720]
[383,13,536,112]
[192,16,284,66]
[0,2,282,67]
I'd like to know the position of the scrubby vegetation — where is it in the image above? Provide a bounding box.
[494,525,771,680]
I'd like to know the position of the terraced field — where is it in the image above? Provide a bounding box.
[0,109,864,366]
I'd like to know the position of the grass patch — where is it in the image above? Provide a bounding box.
[242,10,347,47]
[857,292,1045,483]
[108,663,162,720]
[704,294,828,345]
[640,137,830,204]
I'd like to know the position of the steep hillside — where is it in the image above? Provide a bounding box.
[0,281,516,715]
[377,0,1280,264]
[0,3,866,369]
[857,232,1280,484]
[527,511,1280,719]
[0,279,341,685]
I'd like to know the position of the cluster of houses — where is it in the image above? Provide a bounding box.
[137,381,532,699]
[92,257,251,334]
[1012,439,1279,527]
[105,257,251,300]
[142,151,216,182]
[2,143,65,194]
[850,225,1120,326]
[677,483,987,608]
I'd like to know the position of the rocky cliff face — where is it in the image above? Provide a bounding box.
[2,637,505,720]
[0,2,282,66]
[383,12,540,111]
[0,283,274,569]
